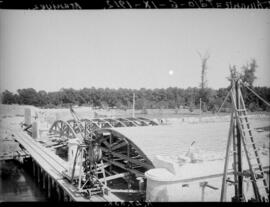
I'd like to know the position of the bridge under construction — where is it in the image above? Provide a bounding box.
[0,75,269,202]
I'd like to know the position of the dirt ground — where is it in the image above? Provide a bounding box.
[1,104,269,161]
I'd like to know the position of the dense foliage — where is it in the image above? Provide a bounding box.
[2,60,269,112]
[1,86,270,112]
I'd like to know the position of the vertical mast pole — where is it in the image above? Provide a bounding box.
[220,112,234,201]
[132,93,135,118]
[200,98,202,116]
[235,79,244,201]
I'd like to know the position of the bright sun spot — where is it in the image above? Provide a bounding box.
[169,70,174,76]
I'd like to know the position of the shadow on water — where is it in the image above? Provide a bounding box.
[0,160,47,201]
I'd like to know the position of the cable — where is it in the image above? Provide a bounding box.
[217,90,230,114]
[242,83,270,107]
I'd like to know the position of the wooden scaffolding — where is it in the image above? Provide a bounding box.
[220,73,269,202]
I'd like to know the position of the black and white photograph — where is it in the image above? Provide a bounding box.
[0,1,269,203]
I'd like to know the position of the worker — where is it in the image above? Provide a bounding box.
[185,141,202,163]
[91,142,102,163]
[34,111,39,120]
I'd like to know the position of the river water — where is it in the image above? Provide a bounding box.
[0,160,47,202]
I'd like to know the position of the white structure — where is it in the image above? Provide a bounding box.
[145,155,269,201]
[67,139,83,178]
[24,108,32,125]
[32,121,40,139]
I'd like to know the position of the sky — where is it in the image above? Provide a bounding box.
[0,10,269,93]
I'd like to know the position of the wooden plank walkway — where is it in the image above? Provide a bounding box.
[8,126,122,202]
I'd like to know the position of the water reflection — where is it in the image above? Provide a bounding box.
[0,160,47,201]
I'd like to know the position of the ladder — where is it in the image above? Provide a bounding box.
[221,77,269,202]
[232,86,269,202]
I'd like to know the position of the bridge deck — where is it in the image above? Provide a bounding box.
[9,126,122,202]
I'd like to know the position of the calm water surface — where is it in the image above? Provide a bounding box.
[0,160,47,201]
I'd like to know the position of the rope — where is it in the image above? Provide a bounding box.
[242,83,270,107]
[217,91,230,114]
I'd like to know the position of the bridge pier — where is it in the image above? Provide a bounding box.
[47,175,51,199]
[37,164,40,185]
[30,158,65,201]
[42,169,46,190]
[56,183,61,202]
[28,159,80,202]
[32,160,36,177]
[63,191,68,201]
[51,179,56,200]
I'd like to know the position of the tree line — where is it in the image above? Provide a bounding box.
[1,86,270,112]
[2,59,269,112]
